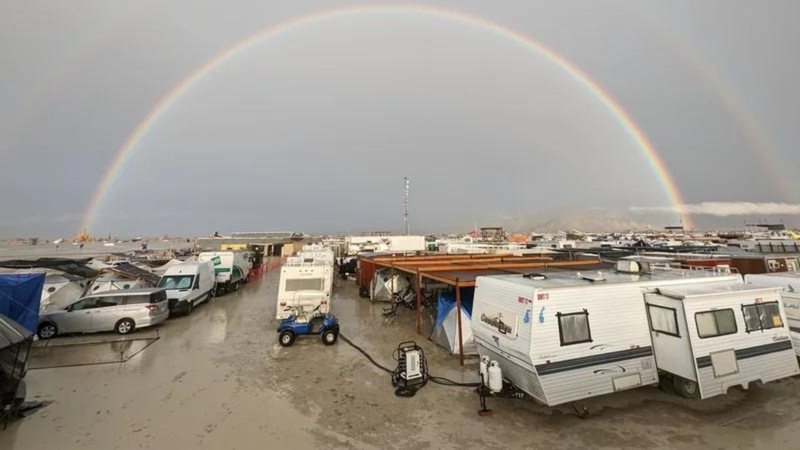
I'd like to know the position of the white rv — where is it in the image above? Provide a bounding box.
[645,282,799,399]
[276,257,332,320]
[198,251,253,295]
[157,261,216,315]
[744,272,800,356]
[472,267,741,406]
[298,245,335,267]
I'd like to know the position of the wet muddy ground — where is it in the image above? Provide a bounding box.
[2,265,800,449]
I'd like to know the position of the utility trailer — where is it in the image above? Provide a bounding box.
[744,272,800,357]
[471,265,741,406]
[645,282,799,399]
[276,257,332,320]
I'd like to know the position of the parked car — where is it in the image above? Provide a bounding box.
[37,288,169,339]
[157,261,216,315]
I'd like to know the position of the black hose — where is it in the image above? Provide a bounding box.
[338,334,393,374]
[339,333,480,388]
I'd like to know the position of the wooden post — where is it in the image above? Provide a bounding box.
[416,269,422,334]
[456,278,464,366]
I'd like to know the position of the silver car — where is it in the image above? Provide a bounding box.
[37,288,169,339]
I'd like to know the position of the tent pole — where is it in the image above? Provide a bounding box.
[416,269,422,334]
[456,279,464,366]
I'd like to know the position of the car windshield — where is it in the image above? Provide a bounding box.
[158,275,194,289]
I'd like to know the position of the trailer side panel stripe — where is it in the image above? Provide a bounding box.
[535,347,653,376]
[695,340,794,368]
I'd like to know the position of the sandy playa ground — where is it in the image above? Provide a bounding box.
[2,264,800,449]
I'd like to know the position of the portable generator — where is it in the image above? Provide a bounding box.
[391,341,428,396]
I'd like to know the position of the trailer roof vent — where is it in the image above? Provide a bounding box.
[616,260,642,274]
[581,271,606,283]
[523,273,547,280]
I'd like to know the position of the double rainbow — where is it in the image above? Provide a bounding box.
[80,4,692,232]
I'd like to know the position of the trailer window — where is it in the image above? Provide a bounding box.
[741,302,783,332]
[285,278,323,291]
[695,309,737,339]
[647,304,680,337]
[557,310,592,346]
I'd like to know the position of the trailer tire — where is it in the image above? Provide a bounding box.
[322,329,338,345]
[673,376,700,399]
[279,330,295,347]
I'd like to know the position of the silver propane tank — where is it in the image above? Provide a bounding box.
[479,356,490,382]
[487,361,503,393]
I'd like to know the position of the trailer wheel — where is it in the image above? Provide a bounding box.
[673,376,700,399]
[322,329,338,345]
[279,330,295,347]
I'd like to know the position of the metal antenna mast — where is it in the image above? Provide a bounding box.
[403,177,410,235]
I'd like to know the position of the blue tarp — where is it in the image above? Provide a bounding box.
[0,273,45,334]
[434,287,475,327]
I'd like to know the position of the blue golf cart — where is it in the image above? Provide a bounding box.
[277,312,339,347]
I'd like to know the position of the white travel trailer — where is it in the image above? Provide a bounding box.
[276,257,332,320]
[645,282,799,399]
[157,261,216,315]
[472,267,741,406]
[198,251,253,295]
[744,272,800,356]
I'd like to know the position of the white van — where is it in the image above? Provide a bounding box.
[198,251,253,295]
[157,262,216,315]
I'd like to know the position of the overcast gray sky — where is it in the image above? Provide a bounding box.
[1,0,798,237]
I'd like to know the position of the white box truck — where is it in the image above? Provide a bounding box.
[198,251,253,295]
[157,261,216,315]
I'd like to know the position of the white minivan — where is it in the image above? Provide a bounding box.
[157,261,216,315]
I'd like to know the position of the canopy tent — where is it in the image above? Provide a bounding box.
[0,273,45,334]
[370,268,412,302]
[430,289,477,355]
[0,258,97,278]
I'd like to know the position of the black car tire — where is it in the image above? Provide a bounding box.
[279,330,295,347]
[37,322,57,339]
[115,318,135,335]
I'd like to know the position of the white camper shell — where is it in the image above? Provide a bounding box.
[157,261,216,315]
[645,282,799,399]
[198,251,253,295]
[276,257,332,320]
[472,268,741,406]
[744,272,800,357]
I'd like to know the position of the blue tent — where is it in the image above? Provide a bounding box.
[0,273,45,334]
[431,288,477,355]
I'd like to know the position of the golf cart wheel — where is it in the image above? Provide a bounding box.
[673,376,700,399]
[37,322,57,339]
[279,330,295,347]
[115,318,135,335]
[322,329,338,345]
